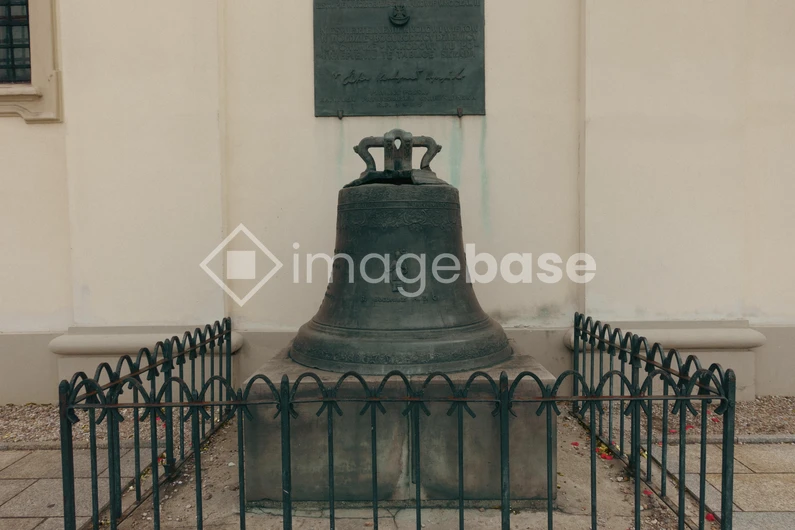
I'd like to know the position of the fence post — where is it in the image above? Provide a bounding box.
[237,390,247,530]
[225,320,233,417]
[280,375,293,530]
[327,392,336,528]
[164,340,175,475]
[499,371,510,530]
[106,395,121,529]
[629,336,642,530]
[192,391,204,530]
[370,392,379,528]
[572,314,581,413]
[720,370,736,529]
[629,336,641,473]
[58,380,77,530]
[545,394,554,530]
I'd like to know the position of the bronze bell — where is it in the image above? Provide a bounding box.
[289,129,512,375]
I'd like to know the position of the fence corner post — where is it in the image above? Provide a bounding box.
[58,380,77,530]
[720,369,736,529]
[225,319,234,417]
[572,314,581,413]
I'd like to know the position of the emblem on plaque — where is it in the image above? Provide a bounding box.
[389,6,410,26]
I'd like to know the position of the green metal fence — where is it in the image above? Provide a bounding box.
[572,313,736,530]
[58,319,234,530]
[58,314,735,530]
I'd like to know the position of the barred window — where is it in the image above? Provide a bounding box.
[0,0,30,84]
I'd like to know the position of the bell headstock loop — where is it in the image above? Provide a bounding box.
[350,129,444,187]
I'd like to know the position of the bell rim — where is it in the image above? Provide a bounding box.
[288,342,513,376]
[288,316,512,374]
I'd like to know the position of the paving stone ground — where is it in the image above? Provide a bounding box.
[722,443,795,528]
[648,441,795,529]
[0,428,792,529]
[115,417,683,530]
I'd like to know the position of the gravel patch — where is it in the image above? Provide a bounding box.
[0,404,225,446]
[731,396,795,435]
[579,396,795,449]
[0,405,60,444]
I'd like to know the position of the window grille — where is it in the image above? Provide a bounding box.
[0,0,31,84]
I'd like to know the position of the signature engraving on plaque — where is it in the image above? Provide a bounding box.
[332,68,467,87]
[334,70,372,86]
[426,68,466,84]
[379,68,423,83]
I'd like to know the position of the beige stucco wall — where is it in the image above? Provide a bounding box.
[0,119,70,332]
[1,0,795,402]
[0,119,69,403]
[579,0,795,397]
[583,0,795,328]
[57,0,227,327]
[743,1,795,326]
[224,0,582,331]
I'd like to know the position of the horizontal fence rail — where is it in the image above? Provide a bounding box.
[59,315,735,530]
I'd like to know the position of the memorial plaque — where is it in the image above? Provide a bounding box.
[314,0,485,117]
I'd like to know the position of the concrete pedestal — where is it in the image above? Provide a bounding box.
[243,342,556,504]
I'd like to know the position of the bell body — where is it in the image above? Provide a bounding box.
[289,183,512,374]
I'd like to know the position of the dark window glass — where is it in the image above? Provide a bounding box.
[0,0,30,83]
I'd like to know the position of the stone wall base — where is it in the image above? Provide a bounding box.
[3,321,787,404]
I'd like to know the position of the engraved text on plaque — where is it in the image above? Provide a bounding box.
[314,0,485,117]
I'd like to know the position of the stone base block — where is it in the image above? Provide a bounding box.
[243,342,556,504]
